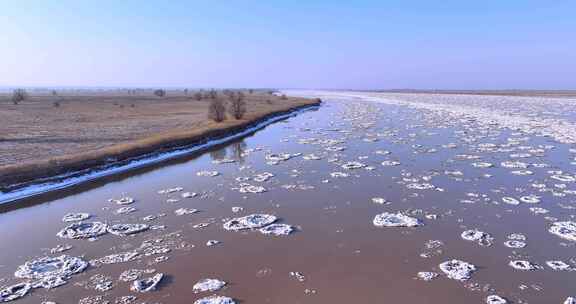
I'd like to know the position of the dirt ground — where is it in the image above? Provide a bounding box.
[0,89,317,185]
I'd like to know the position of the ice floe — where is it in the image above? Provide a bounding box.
[131,273,163,292]
[197,170,220,177]
[508,260,541,270]
[107,223,149,236]
[0,283,31,302]
[237,183,267,193]
[193,278,226,293]
[174,208,198,215]
[439,259,476,281]
[259,223,294,236]
[416,272,438,281]
[549,221,576,241]
[461,229,493,246]
[57,221,108,239]
[223,214,277,231]
[373,212,422,227]
[546,260,572,271]
[109,196,135,205]
[486,295,508,304]
[194,295,236,304]
[62,212,91,222]
[15,255,88,288]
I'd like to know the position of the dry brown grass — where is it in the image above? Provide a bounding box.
[0,90,319,188]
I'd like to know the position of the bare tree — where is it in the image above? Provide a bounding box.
[208,98,226,122]
[228,91,246,119]
[153,89,166,97]
[193,92,203,101]
[208,89,218,99]
[11,89,27,105]
[280,94,288,100]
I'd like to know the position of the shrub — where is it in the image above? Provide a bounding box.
[193,92,202,101]
[153,89,166,97]
[53,101,60,107]
[228,92,246,119]
[11,89,27,104]
[280,94,287,100]
[208,98,226,122]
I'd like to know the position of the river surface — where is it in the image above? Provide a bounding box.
[1,91,576,304]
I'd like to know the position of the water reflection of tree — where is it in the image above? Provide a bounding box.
[209,148,227,162]
[209,140,247,164]
[230,140,247,164]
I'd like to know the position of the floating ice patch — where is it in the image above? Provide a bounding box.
[0,283,31,302]
[253,172,274,182]
[565,297,576,304]
[486,295,508,304]
[157,187,183,194]
[472,162,494,168]
[15,255,88,282]
[32,275,67,289]
[90,251,140,266]
[197,170,220,177]
[303,154,322,160]
[131,273,163,292]
[551,175,576,182]
[116,206,137,215]
[529,207,548,214]
[238,183,267,194]
[416,272,438,281]
[501,197,520,205]
[549,221,576,241]
[519,195,540,203]
[439,259,476,281]
[206,240,220,247]
[107,224,149,236]
[223,214,277,231]
[371,197,388,204]
[109,196,135,205]
[509,260,541,270]
[546,260,572,271]
[62,213,91,222]
[50,244,72,254]
[341,161,366,170]
[501,161,529,169]
[57,221,108,239]
[406,183,435,190]
[504,240,526,249]
[193,279,226,293]
[461,229,493,246]
[259,224,294,236]
[381,160,401,166]
[373,212,422,227]
[174,208,198,216]
[511,170,533,176]
[194,295,236,304]
[182,192,197,198]
[330,172,349,178]
[231,206,243,213]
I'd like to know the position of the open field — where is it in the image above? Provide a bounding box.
[0,90,319,188]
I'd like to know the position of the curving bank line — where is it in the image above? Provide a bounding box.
[0,103,320,205]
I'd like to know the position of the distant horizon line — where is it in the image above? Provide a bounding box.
[0,86,575,92]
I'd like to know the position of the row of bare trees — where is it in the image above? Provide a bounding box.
[208,91,246,122]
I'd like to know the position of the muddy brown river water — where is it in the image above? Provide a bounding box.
[1,91,576,304]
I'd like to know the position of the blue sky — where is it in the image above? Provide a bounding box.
[1,0,575,89]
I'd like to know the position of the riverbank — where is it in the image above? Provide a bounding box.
[0,91,320,192]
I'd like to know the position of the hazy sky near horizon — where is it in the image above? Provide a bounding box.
[1,0,575,89]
